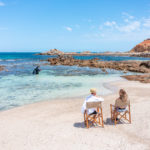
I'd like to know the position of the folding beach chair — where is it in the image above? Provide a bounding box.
[110,103,131,125]
[84,101,104,128]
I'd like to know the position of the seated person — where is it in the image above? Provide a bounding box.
[115,89,129,111]
[81,88,104,115]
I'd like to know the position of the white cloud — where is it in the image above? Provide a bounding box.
[0,2,5,6]
[143,19,150,27]
[104,21,116,27]
[104,18,140,33]
[124,19,129,23]
[65,27,72,32]
[85,14,150,43]
[117,21,141,32]
[122,12,134,19]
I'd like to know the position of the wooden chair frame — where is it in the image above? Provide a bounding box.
[110,103,131,125]
[84,101,104,128]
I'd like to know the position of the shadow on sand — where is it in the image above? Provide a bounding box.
[73,122,86,129]
[104,118,123,125]
[73,118,124,128]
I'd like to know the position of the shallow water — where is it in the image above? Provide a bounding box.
[0,65,124,110]
[0,52,143,111]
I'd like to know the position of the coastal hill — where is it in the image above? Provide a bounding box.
[130,39,150,53]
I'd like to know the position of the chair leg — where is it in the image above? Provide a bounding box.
[92,115,97,124]
[86,112,89,128]
[97,108,101,126]
[84,112,86,126]
[101,108,104,127]
[125,112,127,119]
[129,105,131,124]
[110,104,113,121]
[98,116,101,125]
[129,112,131,124]
[114,111,117,125]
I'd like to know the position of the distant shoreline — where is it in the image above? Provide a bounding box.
[37,52,150,58]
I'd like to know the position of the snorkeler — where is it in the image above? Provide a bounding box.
[33,66,41,75]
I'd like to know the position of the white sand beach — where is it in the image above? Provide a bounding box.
[0,80,150,150]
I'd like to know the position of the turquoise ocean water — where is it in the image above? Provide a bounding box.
[0,52,149,111]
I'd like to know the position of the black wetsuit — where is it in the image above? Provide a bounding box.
[33,66,41,75]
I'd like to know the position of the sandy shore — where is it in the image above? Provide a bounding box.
[0,80,150,150]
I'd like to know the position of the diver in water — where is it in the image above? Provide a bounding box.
[33,66,41,75]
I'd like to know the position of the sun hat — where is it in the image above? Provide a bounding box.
[90,88,97,94]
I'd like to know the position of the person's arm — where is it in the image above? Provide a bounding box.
[81,100,86,114]
[99,97,104,102]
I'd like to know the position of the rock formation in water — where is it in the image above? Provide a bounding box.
[130,39,150,53]
[80,51,91,54]
[0,66,4,72]
[47,55,150,73]
[37,49,131,56]
[38,49,92,56]
[122,74,150,83]
[38,49,65,55]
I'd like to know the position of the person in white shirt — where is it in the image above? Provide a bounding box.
[81,88,104,115]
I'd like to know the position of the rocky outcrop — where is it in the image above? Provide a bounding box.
[37,49,150,57]
[47,55,150,73]
[130,53,150,58]
[130,39,150,53]
[140,61,150,68]
[39,49,64,55]
[37,49,133,56]
[80,51,91,54]
[0,66,4,72]
[122,74,150,83]
[66,52,78,55]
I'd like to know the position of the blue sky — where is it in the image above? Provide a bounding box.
[0,0,150,52]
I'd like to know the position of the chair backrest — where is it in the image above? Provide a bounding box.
[86,101,102,109]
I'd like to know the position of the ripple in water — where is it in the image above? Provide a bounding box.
[0,52,140,111]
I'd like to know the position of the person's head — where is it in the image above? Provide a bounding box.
[119,89,128,101]
[90,88,97,96]
[35,65,40,69]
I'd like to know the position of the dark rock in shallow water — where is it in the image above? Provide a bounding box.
[122,74,150,83]
[140,61,150,68]
[47,55,150,73]
[0,66,4,72]
[101,68,108,74]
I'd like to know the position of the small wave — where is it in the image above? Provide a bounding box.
[0,59,17,62]
[0,59,25,62]
[5,59,17,62]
